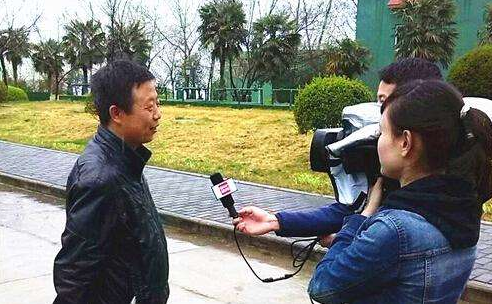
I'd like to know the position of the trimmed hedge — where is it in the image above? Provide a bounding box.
[27,91,50,101]
[7,86,29,101]
[448,44,492,99]
[59,94,92,101]
[0,82,7,103]
[293,76,373,133]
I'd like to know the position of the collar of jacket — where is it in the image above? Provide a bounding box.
[382,175,481,249]
[95,125,152,178]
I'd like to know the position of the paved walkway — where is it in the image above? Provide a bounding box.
[1,140,492,288]
[0,184,313,304]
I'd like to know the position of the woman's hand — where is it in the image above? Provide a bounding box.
[232,206,280,236]
[361,177,384,217]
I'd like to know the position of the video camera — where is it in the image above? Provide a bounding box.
[309,102,399,208]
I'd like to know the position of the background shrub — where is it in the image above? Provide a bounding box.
[7,86,29,101]
[0,82,7,103]
[293,76,373,133]
[83,93,97,116]
[448,44,492,99]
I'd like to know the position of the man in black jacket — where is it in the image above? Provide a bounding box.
[53,60,169,304]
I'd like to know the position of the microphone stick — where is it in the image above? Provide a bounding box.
[210,172,238,218]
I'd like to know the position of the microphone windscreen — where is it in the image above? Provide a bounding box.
[210,172,224,185]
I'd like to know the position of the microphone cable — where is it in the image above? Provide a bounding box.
[233,226,320,283]
[233,227,320,303]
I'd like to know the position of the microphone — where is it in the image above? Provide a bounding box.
[210,172,239,218]
[210,173,316,285]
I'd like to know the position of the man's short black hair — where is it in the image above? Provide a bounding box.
[379,58,443,86]
[91,60,155,126]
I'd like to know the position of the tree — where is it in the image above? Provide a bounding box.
[109,20,151,64]
[0,1,40,86]
[63,19,105,94]
[31,39,66,99]
[4,28,29,85]
[158,46,179,97]
[103,0,151,64]
[325,38,370,78]
[199,0,247,94]
[250,13,301,84]
[0,28,30,86]
[480,4,492,45]
[393,0,458,68]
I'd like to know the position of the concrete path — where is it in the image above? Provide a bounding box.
[0,183,314,304]
[1,139,492,291]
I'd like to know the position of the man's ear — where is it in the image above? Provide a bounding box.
[109,105,124,125]
[400,130,413,157]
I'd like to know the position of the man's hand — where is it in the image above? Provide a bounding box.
[319,233,336,248]
[361,177,384,217]
[232,206,280,236]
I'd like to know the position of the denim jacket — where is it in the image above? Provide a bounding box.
[308,210,476,304]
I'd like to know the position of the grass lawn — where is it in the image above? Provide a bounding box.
[1,101,490,218]
[0,101,333,195]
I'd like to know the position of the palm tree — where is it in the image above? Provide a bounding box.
[325,39,371,78]
[251,13,301,84]
[0,27,31,86]
[393,0,458,68]
[63,19,105,94]
[199,0,247,96]
[0,30,10,85]
[5,30,30,85]
[31,39,65,98]
[480,4,492,45]
[107,20,151,65]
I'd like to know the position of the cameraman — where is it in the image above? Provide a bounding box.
[233,58,443,244]
[308,80,492,303]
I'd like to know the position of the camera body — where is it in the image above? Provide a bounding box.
[309,102,396,206]
[310,128,379,181]
[310,98,492,206]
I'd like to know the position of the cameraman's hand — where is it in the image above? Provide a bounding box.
[319,233,336,248]
[232,206,280,236]
[361,177,384,217]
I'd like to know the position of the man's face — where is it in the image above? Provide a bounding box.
[377,109,403,180]
[377,81,397,104]
[118,80,161,148]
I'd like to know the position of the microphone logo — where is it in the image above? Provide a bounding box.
[210,172,239,218]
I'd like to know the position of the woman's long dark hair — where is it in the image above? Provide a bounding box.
[382,80,492,202]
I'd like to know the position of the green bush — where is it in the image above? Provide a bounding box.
[0,82,7,103]
[7,86,29,101]
[448,44,492,99]
[293,76,373,133]
[84,93,97,116]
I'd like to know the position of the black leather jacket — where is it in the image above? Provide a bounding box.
[53,126,169,304]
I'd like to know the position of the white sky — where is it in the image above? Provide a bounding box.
[0,0,356,86]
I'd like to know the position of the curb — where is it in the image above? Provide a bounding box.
[0,139,335,200]
[2,170,492,302]
[0,171,65,197]
[461,281,492,303]
[0,170,326,262]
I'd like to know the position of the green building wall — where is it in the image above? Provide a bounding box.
[356,0,492,90]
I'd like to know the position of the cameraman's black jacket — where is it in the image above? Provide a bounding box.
[53,126,169,304]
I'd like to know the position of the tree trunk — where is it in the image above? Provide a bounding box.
[12,62,18,86]
[55,73,60,100]
[219,55,226,100]
[0,55,8,86]
[228,57,239,101]
[208,56,215,101]
[317,0,333,48]
[47,73,53,95]
[82,66,89,95]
